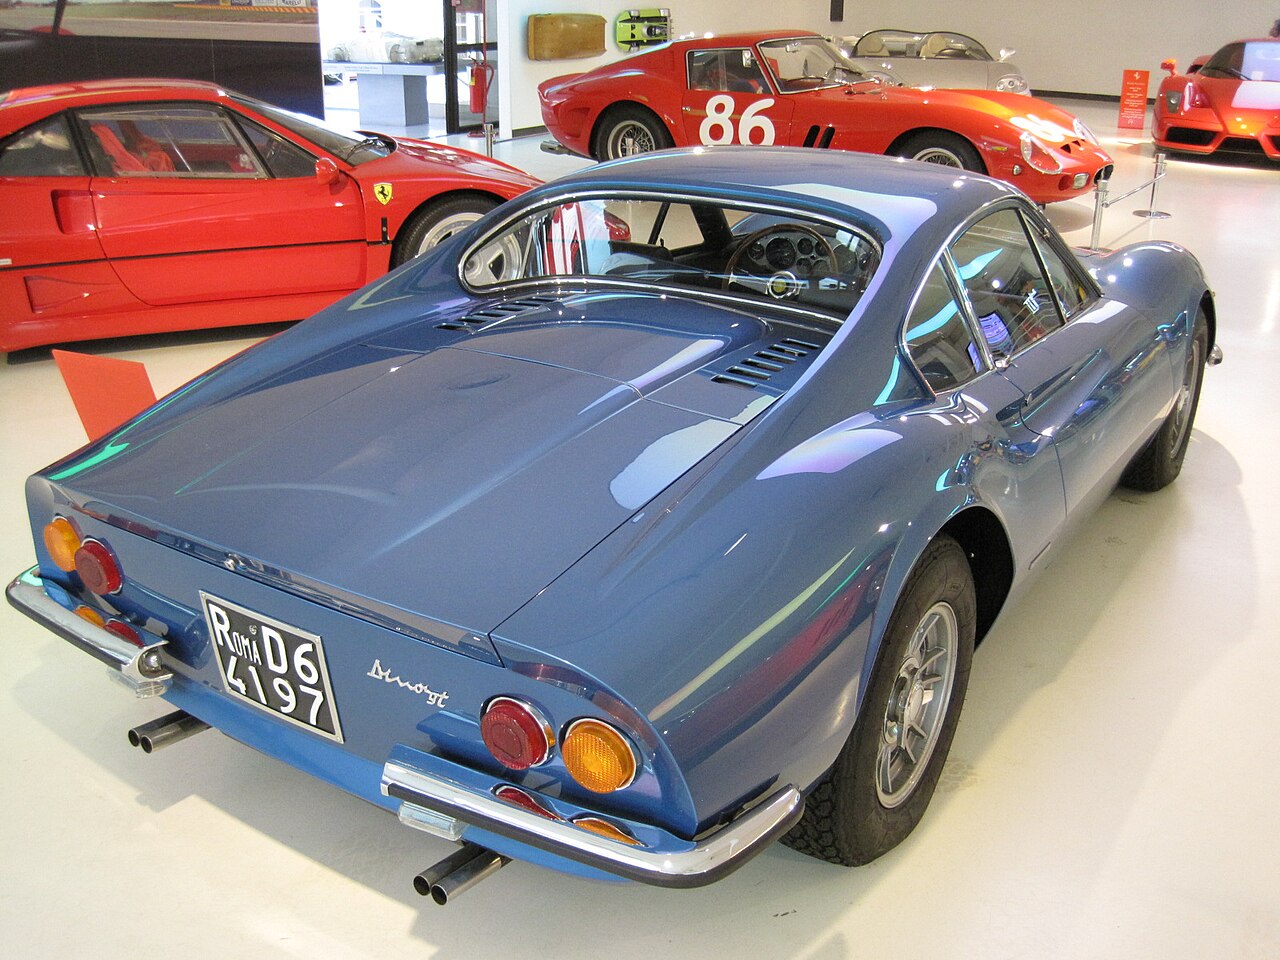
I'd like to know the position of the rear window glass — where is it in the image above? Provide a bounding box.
[462,195,880,320]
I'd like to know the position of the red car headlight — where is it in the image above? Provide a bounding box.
[1072,118,1099,145]
[1020,132,1063,174]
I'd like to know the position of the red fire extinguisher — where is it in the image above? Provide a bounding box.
[469,58,494,115]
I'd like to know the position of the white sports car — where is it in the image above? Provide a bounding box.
[838,29,1030,94]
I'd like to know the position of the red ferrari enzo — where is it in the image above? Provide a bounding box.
[0,80,540,352]
[539,31,1112,205]
[1154,39,1280,161]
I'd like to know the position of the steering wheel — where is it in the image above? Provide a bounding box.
[722,224,838,300]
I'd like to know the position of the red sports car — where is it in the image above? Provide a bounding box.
[1154,39,1280,161]
[539,31,1112,205]
[0,79,540,352]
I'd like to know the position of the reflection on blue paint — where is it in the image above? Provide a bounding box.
[611,419,738,509]
[756,426,900,479]
[49,441,130,481]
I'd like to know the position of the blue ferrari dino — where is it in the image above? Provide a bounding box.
[8,147,1217,903]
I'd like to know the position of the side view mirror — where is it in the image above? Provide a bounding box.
[1161,58,1178,75]
[315,157,341,186]
[998,48,1015,62]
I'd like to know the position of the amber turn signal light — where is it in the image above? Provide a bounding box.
[571,815,643,846]
[562,718,638,793]
[44,516,81,572]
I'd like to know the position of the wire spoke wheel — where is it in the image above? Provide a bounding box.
[609,120,658,157]
[912,147,965,167]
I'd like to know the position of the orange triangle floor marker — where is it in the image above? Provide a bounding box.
[52,350,158,442]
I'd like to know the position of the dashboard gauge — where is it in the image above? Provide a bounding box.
[765,236,797,269]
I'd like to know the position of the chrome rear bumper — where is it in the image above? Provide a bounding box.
[7,567,172,697]
[383,752,804,888]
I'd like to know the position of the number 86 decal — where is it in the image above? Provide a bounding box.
[699,95,776,146]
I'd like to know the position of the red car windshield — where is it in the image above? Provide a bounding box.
[1201,41,1280,82]
[232,95,393,164]
[757,37,867,92]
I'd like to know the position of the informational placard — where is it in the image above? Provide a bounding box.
[1118,69,1150,129]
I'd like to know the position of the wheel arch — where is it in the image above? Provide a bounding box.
[1198,289,1217,354]
[936,505,1014,645]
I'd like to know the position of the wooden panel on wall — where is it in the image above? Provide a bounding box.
[527,14,607,61]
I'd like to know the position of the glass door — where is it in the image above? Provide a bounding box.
[444,0,498,134]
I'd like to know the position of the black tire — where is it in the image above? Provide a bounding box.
[783,535,976,865]
[591,105,674,161]
[1122,305,1209,491]
[391,195,499,268]
[893,131,985,173]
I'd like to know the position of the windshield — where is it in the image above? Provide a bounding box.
[1202,41,1280,82]
[462,194,880,320]
[232,95,393,163]
[757,37,867,92]
[854,30,991,62]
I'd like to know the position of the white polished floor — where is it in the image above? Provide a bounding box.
[2,101,1278,958]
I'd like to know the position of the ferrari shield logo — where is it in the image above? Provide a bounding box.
[374,183,393,205]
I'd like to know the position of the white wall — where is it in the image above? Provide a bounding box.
[496,0,1278,136]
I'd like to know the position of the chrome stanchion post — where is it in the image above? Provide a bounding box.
[1135,152,1171,220]
[1091,178,1109,250]
[483,123,496,158]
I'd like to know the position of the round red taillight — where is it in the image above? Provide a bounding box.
[480,697,553,770]
[74,539,122,595]
[105,619,144,648]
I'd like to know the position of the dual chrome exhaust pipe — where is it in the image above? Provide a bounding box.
[127,709,209,753]
[125,711,505,904]
[414,842,510,905]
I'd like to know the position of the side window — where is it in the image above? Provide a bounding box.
[76,104,264,178]
[1027,227,1093,318]
[236,117,317,179]
[687,49,767,93]
[0,115,85,177]
[905,259,987,392]
[950,207,1063,360]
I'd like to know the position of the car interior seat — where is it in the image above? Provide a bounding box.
[89,124,148,174]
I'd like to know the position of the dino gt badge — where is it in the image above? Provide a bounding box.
[374,183,393,205]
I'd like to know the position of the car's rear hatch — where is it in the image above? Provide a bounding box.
[42,292,828,659]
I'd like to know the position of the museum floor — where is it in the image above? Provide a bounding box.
[1,100,1277,958]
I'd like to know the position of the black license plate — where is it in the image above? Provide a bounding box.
[200,592,344,742]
